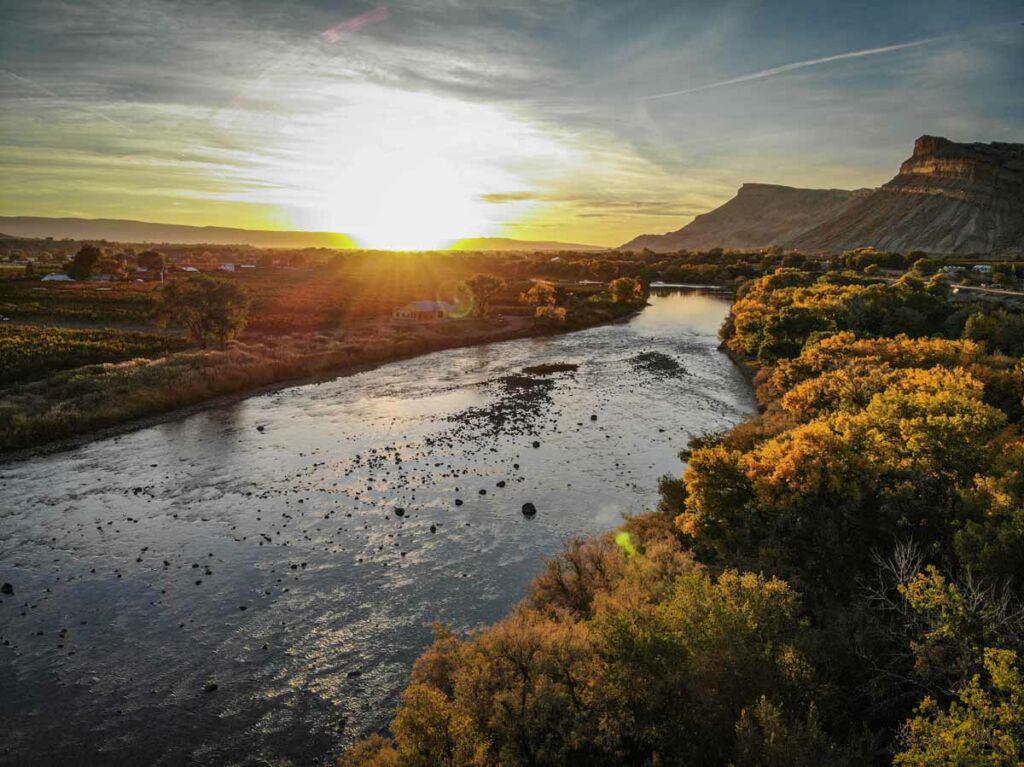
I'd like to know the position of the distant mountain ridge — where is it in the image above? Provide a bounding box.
[0,217,605,252]
[622,136,1024,255]
[622,184,869,253]
[449,237,604,252]
[0,217,361,249]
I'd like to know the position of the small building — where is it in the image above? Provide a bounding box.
[973,264,993,273]
[219,263,236,272]
[41,272,73,282]
[179,265,200,273]
[393,300,457,321]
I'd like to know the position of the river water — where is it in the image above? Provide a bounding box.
[0,289,755,766]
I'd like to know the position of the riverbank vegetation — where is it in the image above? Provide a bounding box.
[0,277,644,455]
[341,268,1024,767]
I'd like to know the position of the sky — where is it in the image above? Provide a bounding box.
[1,1,1021,249]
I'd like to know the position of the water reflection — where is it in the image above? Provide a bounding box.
[0,289,754,766]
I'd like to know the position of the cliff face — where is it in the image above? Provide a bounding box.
[789,136,1024,255]
[623,136,1024,255]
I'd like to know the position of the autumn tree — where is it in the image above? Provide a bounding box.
[894,648,1023,767]
[155,275,250,347]
[608,276,643,304]
[520,280,557,308]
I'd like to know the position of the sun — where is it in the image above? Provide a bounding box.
[249,83,568,250]
[325,151,490,251]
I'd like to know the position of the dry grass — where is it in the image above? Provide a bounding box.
[0,317,534,452]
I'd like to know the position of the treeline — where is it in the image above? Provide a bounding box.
[342,269,1024,766]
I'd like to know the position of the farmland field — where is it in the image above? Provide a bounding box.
[0,324,187,385]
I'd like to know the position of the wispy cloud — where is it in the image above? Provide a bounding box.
[1,68,137,134]
[643,37,942,101]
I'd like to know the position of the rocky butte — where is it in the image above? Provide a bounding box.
[623,135,1024,255]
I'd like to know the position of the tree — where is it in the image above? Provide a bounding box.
[155,275,251,347]
[459,274,504,318]
[895,648,1023,767]
[137,250,166,275]
[912,258,938,275]
[520,280,557,308]
[96,256,127,281]
[608,277,642,303]
[66,244,102,280]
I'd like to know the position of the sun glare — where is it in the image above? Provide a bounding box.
[234,84,571,249]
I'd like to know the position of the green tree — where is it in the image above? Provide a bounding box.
[912,258,938,275]
[137,250,166,274]
[97,256,127,280]
[459,274,504,318]
[155,275,250,347]
[963,308,1024,356]
[66,244,102,280]
[895,649,1023,767]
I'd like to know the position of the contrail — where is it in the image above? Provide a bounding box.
[2,69,137,134]
[643,37,940,101]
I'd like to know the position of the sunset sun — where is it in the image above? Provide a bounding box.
[233,84,569,250]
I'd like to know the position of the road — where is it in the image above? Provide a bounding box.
[951,283,1024,298]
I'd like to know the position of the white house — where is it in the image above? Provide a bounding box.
[41,272,73,281]
[973,264,993,273]
[393,300,457,320]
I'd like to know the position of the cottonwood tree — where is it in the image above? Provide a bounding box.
[137,250,166,275]
[459,274,504,318]
[66,244,103,280]
[156,275,251,347]
[520,280,557,308]
[609,276,643,303]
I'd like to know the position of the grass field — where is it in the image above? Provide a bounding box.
[0,324,187,385]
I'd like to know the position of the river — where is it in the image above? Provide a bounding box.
[0,288,756,766]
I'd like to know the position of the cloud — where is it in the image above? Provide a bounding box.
[643,37,943,101]
[480,191,540,203]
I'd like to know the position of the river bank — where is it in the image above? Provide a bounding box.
[0,300,642,461]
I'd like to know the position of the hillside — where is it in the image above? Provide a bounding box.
[622,135,1024,255]
[621,184,865,252]
[0,217,607,252]
[0,217,359,249]
[788,135,1024,255]
[448,236,605,252]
